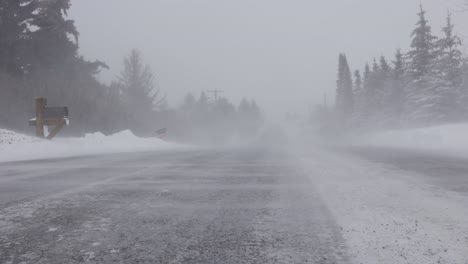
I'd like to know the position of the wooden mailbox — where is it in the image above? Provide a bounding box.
[29,97,69,140]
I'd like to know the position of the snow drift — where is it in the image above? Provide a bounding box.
[0,129,184,163]
[354,123,468,156]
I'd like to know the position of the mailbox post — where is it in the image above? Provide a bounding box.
[30,97,69,140]
[35,97,47,138]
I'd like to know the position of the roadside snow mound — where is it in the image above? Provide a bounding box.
[0,129,184,163]
[0,129,36,145]
[358,123,468,155]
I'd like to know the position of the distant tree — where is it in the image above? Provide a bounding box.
[238,98,251,117]
[405,5,443,125]
[335,53,354,121]
[380,56,391,76]
[250,100,262,121]
[367,59,385,122]
[390,49,406,122]
[198,92,209,107]
[435,12,463,87]
[117,49,161,134]
[182,93,196,111]
[354,70,362,93]
[407,5,437,80]
[352,70,364,123]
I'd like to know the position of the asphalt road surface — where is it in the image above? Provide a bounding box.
[0,147,349,264]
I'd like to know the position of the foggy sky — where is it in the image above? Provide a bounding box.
[70,0,468,119]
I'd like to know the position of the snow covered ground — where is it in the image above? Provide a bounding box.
[355,123,468,157]
[298,149,468,264]
[0,129,185,163]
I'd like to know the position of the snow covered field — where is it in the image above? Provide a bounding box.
[356,123,468,157]
[0,129,184,163]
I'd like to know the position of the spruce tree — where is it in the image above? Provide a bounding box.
[391,49,405,122]
[0,0,37,75]
[407,5,437,80]
[28,0,79,72]
[182,93,196,111]
[335,53,354,121]
[405,5,441,125]
[117,49,159,134]
[436,12,463,87]
[352,70,364,123]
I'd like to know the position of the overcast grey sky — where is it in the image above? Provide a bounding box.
[70,0,468,118]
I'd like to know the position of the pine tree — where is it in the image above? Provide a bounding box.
[28,0,79,72]
[359,63,372,121]
[0,0,37,75]
[238,98,250,117]
[198,92,209,108]
[390,49,405,123]
[182,93,196,111]
[380,56,391,76]
[405,5,443,125]
[407,5,437,80]
[352,70,364,123]
[368,59,384,122]
[335,53,354,121]
[380,52,405,128]
[117,49,159,134]
[435,12,463,87]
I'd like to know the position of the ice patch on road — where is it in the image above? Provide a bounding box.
[0,129,187,162]
[299,149,468,264]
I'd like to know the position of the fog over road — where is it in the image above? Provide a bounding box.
[0,147,349,264]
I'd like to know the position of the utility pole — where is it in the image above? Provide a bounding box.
[207,89,224,101]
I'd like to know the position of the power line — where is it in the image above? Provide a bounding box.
[207,89,224,101]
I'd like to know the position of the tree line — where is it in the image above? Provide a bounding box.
[159,93,262,144]
[0,0,264,140]
[332,6,468,131]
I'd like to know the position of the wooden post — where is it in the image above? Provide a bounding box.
[46,119,65,140]
[35,97,46,138]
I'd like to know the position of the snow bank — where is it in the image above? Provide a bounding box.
[355,123,468,156]
[0,129,185,163]
[298,149,468,264]
[0,129,36,145]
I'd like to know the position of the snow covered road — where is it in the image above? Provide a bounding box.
[0,147,348,264]
[1,144,468,263]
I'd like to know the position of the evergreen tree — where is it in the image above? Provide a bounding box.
[250,100,261,121]
[335,53,354,121]
[405,5,444,125]
[238,98,251,117]
[28,0,79,72]
[380,56,391,76]
[182,93,196,111]
[407,5,437,80]
[0,0,37,75]
[435,12,463,87]
[367,59,385,122]
[390,49,406,123]
[198,92,209,109]
[354,70,362,93]
[117,49,159,134]
[352,70,365,123]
